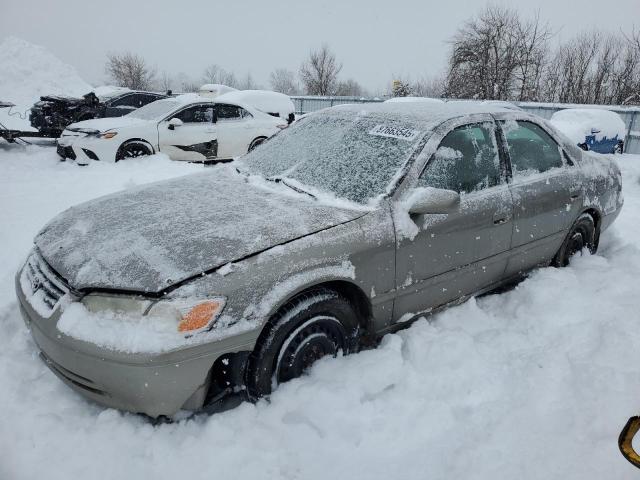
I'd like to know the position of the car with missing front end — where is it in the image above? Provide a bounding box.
[17,102,623,418]
[30,87,169,137]
[56,93,287,164]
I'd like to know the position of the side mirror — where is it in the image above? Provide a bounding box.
[407,187,460,215]
[168,117,183,130]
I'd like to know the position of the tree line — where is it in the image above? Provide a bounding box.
[105,5,640,105]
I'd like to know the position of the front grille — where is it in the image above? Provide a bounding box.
[21,251,70,317]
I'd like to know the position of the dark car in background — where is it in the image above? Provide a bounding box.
[29,88,169,137]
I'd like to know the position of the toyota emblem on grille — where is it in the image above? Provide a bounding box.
[30,275,42,293]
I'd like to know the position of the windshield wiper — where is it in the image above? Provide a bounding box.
[266,176,317,199]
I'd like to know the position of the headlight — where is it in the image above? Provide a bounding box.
[81,294,226,335]
[99,131,118,139]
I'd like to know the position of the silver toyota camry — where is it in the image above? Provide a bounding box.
[16,103,623,418]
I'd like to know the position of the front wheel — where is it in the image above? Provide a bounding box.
[115,141,152,161]
[552,214,597,267]
[246,289,359,399]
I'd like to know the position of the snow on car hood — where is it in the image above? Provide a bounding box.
[34,167,364,293]
[67,116,147,132]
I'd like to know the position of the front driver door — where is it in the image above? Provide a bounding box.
[393,118,513,322]
[158,104,218,161]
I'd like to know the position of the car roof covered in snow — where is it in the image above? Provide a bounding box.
[324,101,517,126]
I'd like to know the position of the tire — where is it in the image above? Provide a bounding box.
[115,141,152,162]
[248,137,266,152]
[552,214,597,267]
[614,142,624,154]
[246,289,359,399]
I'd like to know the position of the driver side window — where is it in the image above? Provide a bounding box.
[418,122,501,194]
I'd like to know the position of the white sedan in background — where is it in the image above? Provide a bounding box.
[56,94,287,164]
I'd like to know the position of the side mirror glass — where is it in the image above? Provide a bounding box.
[168,117,183,130]
[407,187,460,215]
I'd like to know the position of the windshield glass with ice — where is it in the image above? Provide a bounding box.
[238,112,426,204]
[127,99,179,120]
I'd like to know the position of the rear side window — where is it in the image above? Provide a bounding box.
[419,122,501,194]
[502,121,563,176]
[217,104,241,120]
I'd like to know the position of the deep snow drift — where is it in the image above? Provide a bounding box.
[0,37,92,130]
[1,147,640,479]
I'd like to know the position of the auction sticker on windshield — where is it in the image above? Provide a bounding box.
[368,124,421,141]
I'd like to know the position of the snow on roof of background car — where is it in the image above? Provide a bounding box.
[92,85,131,100]
[198,84,238,98]
[549,108,627,144]
[216,90,295,119]
[384,96,444,104]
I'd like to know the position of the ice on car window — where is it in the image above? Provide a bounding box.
[419,122,501,194]
[238,112,427,204]
[503,121,563,176]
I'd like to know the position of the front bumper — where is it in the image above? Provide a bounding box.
[57,133,119,164]
[15,272,259,418]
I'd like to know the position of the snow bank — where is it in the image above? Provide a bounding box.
[0,37,91,130]
[550,108,627,144]
[1,144,640,478]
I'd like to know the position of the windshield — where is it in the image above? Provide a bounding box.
[237,112,426,204]
[127,99,179,120]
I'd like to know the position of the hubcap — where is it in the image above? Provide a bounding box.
[567,231,585,258]
[275,316,346,384]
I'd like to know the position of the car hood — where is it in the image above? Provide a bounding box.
[35,167,365,293]
[67,116,147,133]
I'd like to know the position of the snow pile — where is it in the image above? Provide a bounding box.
[1,145,640,478]
[550,108,627,144]
[0,37,92,129]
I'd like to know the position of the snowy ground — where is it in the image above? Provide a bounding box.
[1,144,640,479]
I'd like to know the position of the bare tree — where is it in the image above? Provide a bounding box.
[443,6,551,101]
[159,71,173,92]
[270,68,299,95]
[336,79,366,96]
[299,44,342,95]
[105,52,156,90]
[174,72,199,93]
[202,64,238,88]
[412,74,445,97]
[239,72,261,90]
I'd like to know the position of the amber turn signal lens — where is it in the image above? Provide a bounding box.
[178,301,223,332]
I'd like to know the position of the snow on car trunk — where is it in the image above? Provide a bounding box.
[1,145,640,479]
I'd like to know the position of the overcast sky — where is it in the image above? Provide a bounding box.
[2,0,639,93]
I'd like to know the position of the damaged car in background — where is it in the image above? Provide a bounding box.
[16,102,623,418]
[29,87,169,137]
[56,93,287,164]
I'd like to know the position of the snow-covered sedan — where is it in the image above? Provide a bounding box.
[17,103,623,418]
[56,94,287,164]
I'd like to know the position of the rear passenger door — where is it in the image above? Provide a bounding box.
[497,118,584,275]
[393,118,514,321]
[215,104,256,159]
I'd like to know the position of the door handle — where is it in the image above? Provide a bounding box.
[569,193,580,202]
[493,215,509,225]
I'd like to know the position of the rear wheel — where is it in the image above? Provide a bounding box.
[248,137,266,152]
[115,141,152,161]
[246,289,359,399]
[552,214,597,267]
